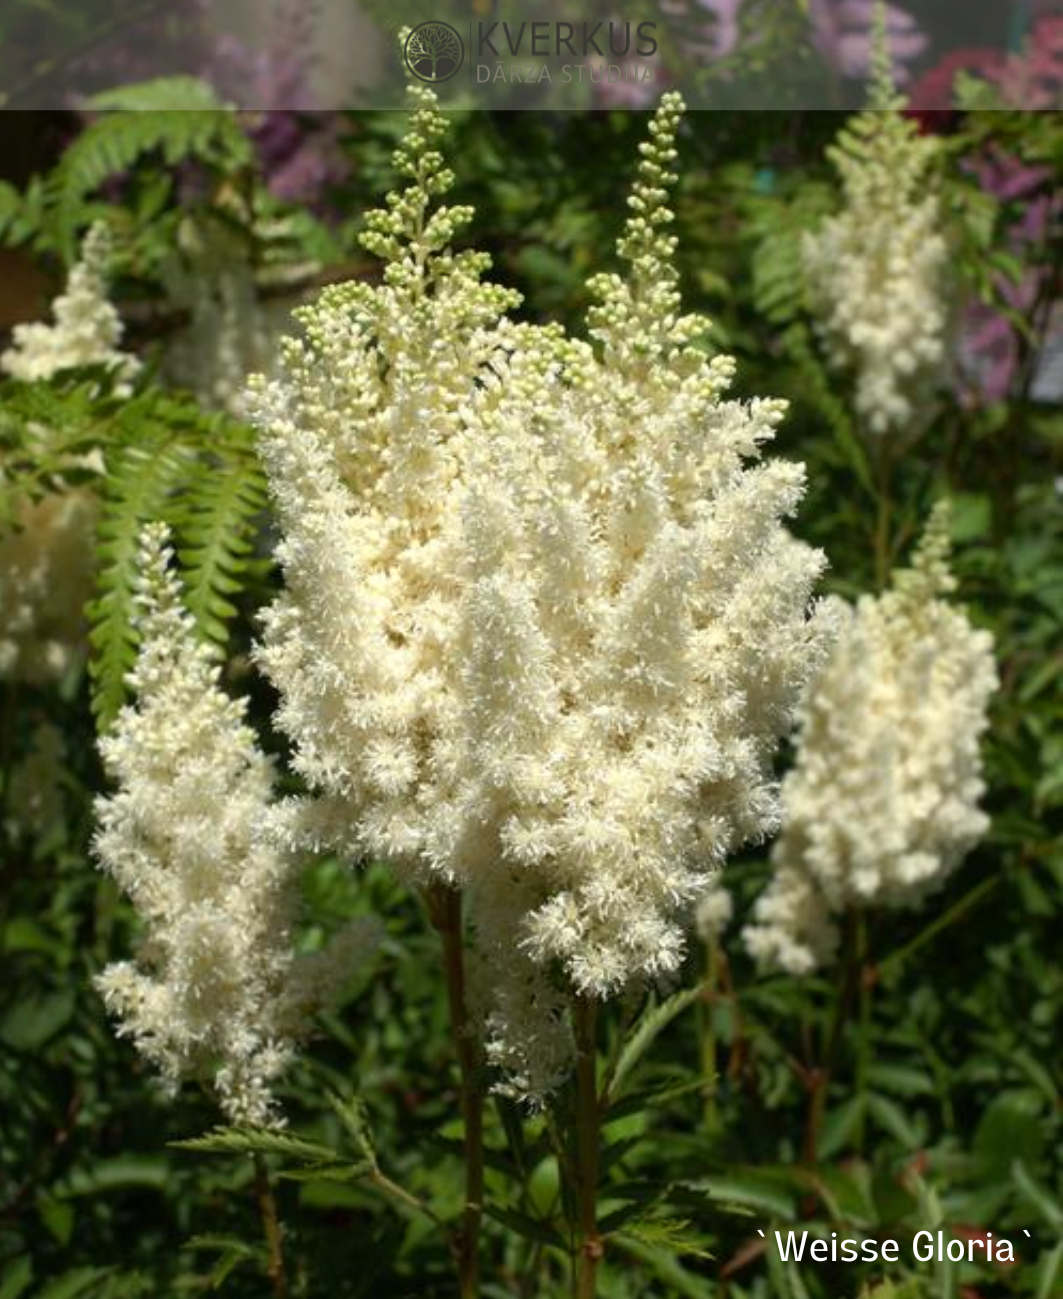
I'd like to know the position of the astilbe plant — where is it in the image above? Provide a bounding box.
[744,504,997,975]
[457,97,834,1099]
[94,523,375,1128]
[802,49,948,437]
[249,85,833,1296]
[0,224,135,684]
[1,223,139,390]
[253,83,831,1089]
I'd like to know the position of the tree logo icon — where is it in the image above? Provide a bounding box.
[404,21,465,83]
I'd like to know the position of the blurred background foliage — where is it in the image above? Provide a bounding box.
[0,47,1061,1299]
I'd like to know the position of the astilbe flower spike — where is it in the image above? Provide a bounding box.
[743,504,998,974]
[94,524,375,1126]
[251,90,833,1101]
[802,45,948,436]
[1,223,140,388]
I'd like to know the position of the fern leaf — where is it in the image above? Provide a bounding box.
[0,180,24,244]
[177,431,267,650]
[88,77,235,114]
[616,1217,713,1260]
[782,323,875,499]
[49,83,252,256]
[88,436,195,728]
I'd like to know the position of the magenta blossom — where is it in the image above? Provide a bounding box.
[957,151,1057,406]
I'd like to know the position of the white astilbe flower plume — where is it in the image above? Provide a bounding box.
[250,84,521,874]
[94,525,377,1126]
[252,91,830,1100]
[1,223,140,388]
[802,49,947,436]
[743,504,997,974]
[458,98,831,1094]
[0,224,136,682]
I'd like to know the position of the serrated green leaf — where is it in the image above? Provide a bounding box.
[170,1127,338,1164]
[607,985,704,1101]
[684,1169,798,1220]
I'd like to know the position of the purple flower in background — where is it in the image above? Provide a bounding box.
[696,0,744,59]
[810,0,928,84]
[957,151,1058,406]
[204,3,345,205]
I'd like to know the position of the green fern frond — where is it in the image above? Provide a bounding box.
[0,180,24,244]
[782,323,875,499]
[0,377,123,522]
[88,77,236,114]
[83,392,270,725]
[177,433,267,649]
[88,435,196,728]
[745,184,832,327]
[49,79,252,256]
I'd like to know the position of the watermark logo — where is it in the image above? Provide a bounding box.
[404,21,465,83]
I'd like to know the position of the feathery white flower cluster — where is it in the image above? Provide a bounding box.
[94,525,377,1126]
[252,90,830,1100]
[0,489,96,683]
[1,224,139,388]
[743,506,997,974]
[0,225,137,682]
[802,71,947,436]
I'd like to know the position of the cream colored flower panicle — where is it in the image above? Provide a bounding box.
[1,223,140,387]
[743,505,997,974]
[455,96,830,1094]
[0,224,135,682]
[253,90,830,1100]
[94,525,376,1126]
[249,84,521,875]
[801,54,947,436]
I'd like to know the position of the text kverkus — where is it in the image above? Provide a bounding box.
[772,1230,1017,1264]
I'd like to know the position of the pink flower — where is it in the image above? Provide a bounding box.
[908,46,1006,110]
[810,0,928,84]
[956,151,1057,406]
[695,0,744,59]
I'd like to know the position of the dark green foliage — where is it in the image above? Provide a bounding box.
[46,81,252,260]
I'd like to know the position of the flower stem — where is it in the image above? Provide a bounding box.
[573,995,603,1299]
[700,937,719,1132]
[429,884,483,1299]
[874,450,893,591]
[253,1155,288,1299]
[853,912,873,1152]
